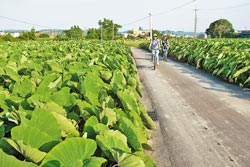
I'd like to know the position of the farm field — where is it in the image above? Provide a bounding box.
[140,38,250,88]
[0,40,156,167]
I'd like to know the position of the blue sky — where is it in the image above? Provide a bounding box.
[1,0,249,32]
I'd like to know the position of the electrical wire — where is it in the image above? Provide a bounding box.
[198,2,250,11]
[0,15,52,29]
[154,0,197,16]
[121,0,197,27]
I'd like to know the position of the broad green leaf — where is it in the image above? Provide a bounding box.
[48,76,62,89]
[233,66,250,78]
[118,117,142,151]
[118,153,145,167]
[111,70,127,93]
[138,101,156,130]
[96,130,131,162]
[45,60,63,73]
[15,141,47,163]
[0,122,4,138]
[99,108,117,126]
[82,157,107,167]
[41,138,102,167]
[42,101,67,116]
[134,151,156,167]
[12,78,34,97]
[83,116,99,139]
[117,89,140,114]
[51,112,79,137]
[11,126,53,148]
[4,66,20,81]
[0,149,38,167]
[28,108,61,141]
[50,87,76,107]
[81,72,105,106]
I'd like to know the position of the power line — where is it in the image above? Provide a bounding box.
[0,15,52,29]
[121,0,197,28]
[198,2,250,11]
[122,16,148,27]
[154,0,197,16]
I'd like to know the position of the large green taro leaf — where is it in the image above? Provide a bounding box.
[134,151,157,167]
[110,70,127,93]
[96,130,131,162]
[11,126,53,148]
[99,108,117,127]
[0,121,4,138]
[0,149,38,167]
[41,137,106,167]
[81,72,106,106]
[28,108,61,141]
[51,112,79,137]
[82,157,107,167]
[117,89,140,114]
[83,116,109,139]
[42,101,67,116]
[44,60,63,73]
[50,87,76,107]
[118,117,142,151]
[4,66,20,82]
[12,77,34,98]
[117,153,145,167]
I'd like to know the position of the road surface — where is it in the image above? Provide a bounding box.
[131,48,250,167]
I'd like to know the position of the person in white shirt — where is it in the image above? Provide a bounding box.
[149,34,161,65]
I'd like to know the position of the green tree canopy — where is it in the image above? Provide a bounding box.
[205,19,234,38]
[64,25,84,39]
[19,28,36,40]
[39,33,50,38]
[86,18,122,40]
[0,33,15,41]
[86,28,100,39]
[98,18,122,40]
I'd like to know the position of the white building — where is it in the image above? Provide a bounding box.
[11,32,20,37]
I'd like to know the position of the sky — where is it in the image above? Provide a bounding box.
[0,0,250,32]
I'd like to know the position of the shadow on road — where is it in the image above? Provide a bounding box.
[167,59,250,100]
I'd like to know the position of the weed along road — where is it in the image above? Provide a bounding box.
[131,47,250,167]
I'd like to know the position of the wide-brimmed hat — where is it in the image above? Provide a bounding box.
[153,34,158,37]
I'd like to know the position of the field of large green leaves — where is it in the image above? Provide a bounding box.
[141,38,250,88]
[0,40,156,167]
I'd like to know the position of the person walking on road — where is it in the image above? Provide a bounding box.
[149,34,161,65]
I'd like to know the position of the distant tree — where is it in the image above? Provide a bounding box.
[86,28,99,39]
[64,25,83,39]
[54,33,69,41]
[205,19,234,38]
[19,28,36,40]
[1,33,15,41]
[98,18,122,40]
[39,33,50,38]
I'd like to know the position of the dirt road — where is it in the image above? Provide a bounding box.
[131,48,250,167]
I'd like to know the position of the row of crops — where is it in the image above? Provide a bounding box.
[140,38,250,88]
[0,40,156,167]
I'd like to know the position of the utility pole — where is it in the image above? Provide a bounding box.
[193,8,198,38]
[149,13,152,41]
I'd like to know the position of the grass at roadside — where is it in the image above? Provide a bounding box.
[124,39,148,48]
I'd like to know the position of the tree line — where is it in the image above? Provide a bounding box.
[0,18,242,42]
